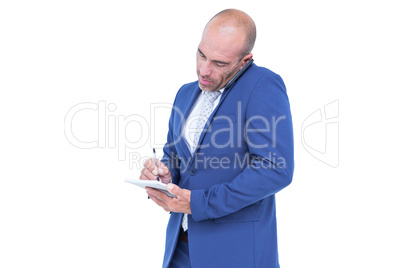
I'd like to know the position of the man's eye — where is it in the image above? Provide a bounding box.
[216,63,225,67]
[199,52,206,58]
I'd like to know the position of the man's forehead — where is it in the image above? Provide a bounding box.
[198,41,236,64]
[199,32,244,61]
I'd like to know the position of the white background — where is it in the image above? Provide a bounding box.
[1,1,401,267]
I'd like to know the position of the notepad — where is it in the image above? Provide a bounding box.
[124,179,176,197]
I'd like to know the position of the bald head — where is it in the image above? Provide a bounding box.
[196,9,255,91]
[205,9,256,57]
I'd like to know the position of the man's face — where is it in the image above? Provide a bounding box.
[196,25,249,92]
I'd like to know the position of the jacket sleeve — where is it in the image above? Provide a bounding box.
[191,73,294,222]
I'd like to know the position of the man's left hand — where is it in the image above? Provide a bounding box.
[146,184,191,214]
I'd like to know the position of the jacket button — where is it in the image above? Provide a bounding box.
[190,170,195,176]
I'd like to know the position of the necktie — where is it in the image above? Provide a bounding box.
[191,91,222,153]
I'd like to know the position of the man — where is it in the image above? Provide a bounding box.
[140,9,294,268]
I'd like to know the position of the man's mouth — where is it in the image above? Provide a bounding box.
[200,76,212,85]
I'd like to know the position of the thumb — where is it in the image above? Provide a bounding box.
[159,163,172,184]
[166,183,182,196]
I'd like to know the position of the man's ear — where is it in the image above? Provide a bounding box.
[241,53,253,68]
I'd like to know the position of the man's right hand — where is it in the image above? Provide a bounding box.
[140,158,172,184]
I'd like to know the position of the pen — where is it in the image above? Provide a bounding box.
[153,148,160,181]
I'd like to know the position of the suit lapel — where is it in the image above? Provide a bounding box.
[176,84,201,160]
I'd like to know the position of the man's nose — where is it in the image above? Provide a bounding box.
[199,61,212,77]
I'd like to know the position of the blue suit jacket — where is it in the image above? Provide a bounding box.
[161,63,294,268]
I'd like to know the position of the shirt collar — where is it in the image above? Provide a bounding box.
[200,87,225,95]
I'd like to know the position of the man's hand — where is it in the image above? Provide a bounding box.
[140,158,172,184]
[146,184,191,214]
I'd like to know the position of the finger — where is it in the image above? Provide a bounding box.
[140,167,157,180]
[153,160,169,176]
[154,159,168,178]
[157,162,172,183]
[158,162,168,176]
[144,158,153,169]
[147,191,170,210]
[146,187,170,200]
[139,168,148,180]
[142,159,158,179]
[145,168,158,180]
[144,158,158,174]
[156,160,164,174]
